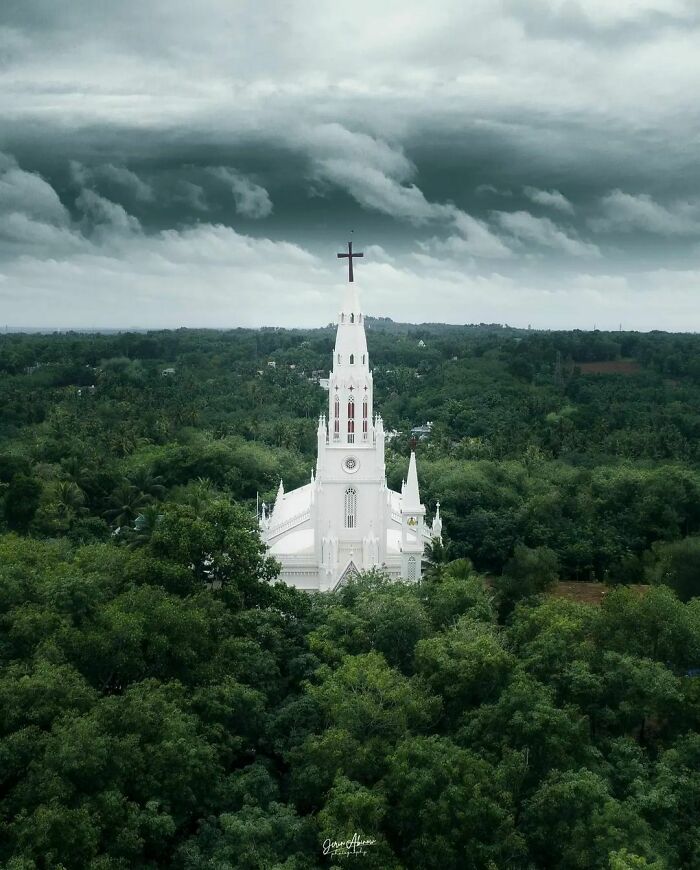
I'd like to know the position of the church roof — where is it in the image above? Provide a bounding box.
[268,482,313,531]
[269,527,315,555]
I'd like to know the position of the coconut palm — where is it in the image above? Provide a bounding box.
[130,503,164,548]
[53,480,87,520]
[422,537,451,583]
[103,482,151,528]
[128,467,166,500]
[180,477,220,515]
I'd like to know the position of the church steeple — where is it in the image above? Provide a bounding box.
[403,451,422,511]
[329,241,373,446]
[333,284,369,374]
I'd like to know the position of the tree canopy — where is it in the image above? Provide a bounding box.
[2,323,700,866]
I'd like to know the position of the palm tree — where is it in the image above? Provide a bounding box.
[130,503,163,548]
[128,467,166,500]
[61,455,92,488]
[53,480,87,520]
[422,537,451,583]
[109,429,150,457]
[182,477,219,515]
[103,482,151,528]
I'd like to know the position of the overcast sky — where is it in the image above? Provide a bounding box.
[1,0,700,330]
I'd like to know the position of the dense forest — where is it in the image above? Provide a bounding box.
[2,323,700,867]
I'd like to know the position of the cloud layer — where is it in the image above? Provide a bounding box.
[0,1,699,329]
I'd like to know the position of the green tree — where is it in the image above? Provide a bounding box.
[647,536,700,602]
[384,735,525,869]
[494,543,559,615]
[415,616,514,720]
[522,769,664,869]
[3,475,42,531]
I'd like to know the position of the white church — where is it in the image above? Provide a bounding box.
[260,242,441,591]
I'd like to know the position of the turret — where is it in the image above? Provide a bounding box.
[431,501,443,541]
[316,414,327,468]
[271,479,284,518]
[400,450,426,582]
[403,451,422,513]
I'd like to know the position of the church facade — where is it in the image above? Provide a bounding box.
[260,246,441,591]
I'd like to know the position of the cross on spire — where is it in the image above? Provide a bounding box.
[337,240,364,283]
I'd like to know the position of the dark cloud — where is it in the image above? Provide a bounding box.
[0,1,699,329]
[207,167,273,219]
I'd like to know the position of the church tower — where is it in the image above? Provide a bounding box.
[328,281,373,447]
[261,242,440,591]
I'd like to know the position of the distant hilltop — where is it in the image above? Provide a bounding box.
[2,321,679,337]
[364,316,520,335]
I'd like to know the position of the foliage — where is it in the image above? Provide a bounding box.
[2,324,700,866]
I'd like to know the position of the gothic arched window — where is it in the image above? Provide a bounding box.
[350,354,354,365]
[362,398,368,440]
[333,395,340,440]
[345,487,357,529]
[407,555,417,581]
[362,354,365,364]
[347,398,355,443]
[337,353,341,364]
[350,313,355,323]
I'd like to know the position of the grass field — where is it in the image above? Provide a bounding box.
[551,581,648,605]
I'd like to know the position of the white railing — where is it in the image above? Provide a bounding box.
[268,509,312,538]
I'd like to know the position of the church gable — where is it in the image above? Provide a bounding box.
[334,559,360,590]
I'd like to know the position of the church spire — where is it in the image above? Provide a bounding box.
[333,243,368,373]
[403,451,422,511]
[334,239,367,368]
[432,500,442,540]
[329,241,373,445]
[340,280,362,323]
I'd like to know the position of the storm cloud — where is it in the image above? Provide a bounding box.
[0,0,699,330]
